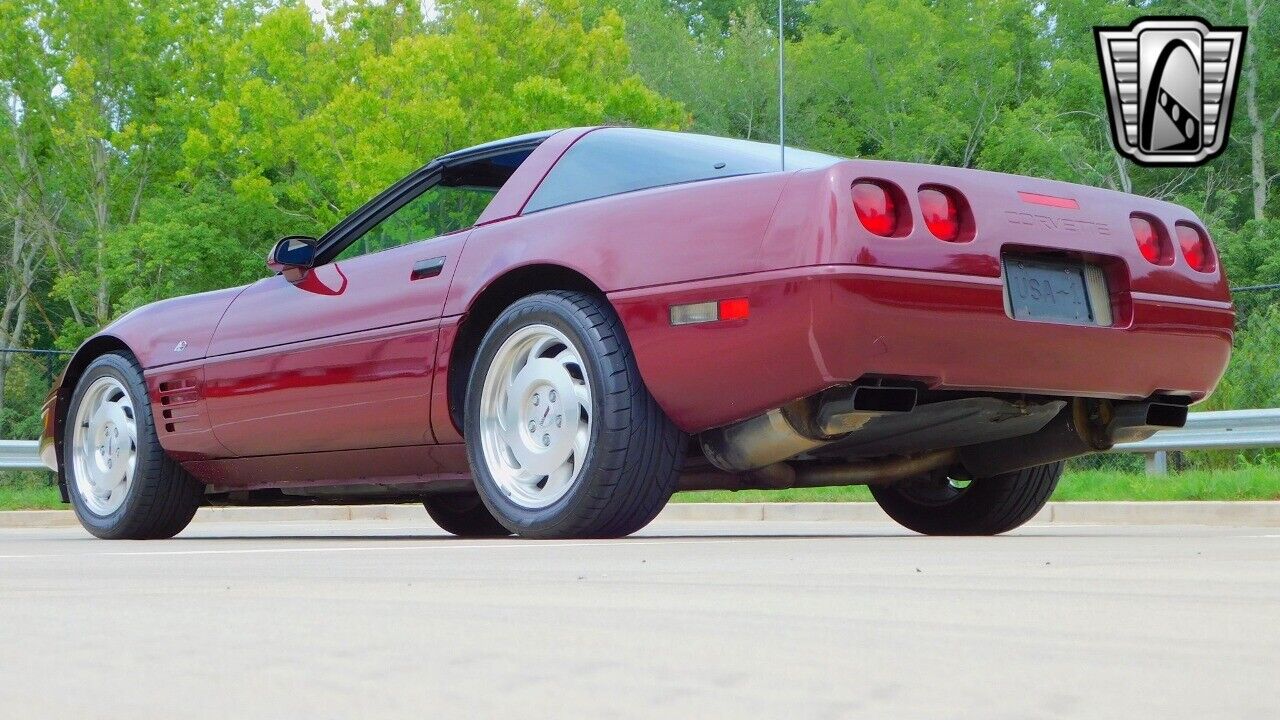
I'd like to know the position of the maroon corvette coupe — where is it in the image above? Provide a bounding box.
[40,127,1232,539]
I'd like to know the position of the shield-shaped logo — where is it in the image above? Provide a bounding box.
[1095,17,1246,166]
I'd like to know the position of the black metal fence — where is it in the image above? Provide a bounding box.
[1230,284,1280,326]
[1,348,71,381]
[1,348,72,442]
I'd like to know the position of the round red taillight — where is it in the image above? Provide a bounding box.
[1176,223,1215,272]
[853,181,897,236]
[1130,216,1164,264]
[919,187,960,241]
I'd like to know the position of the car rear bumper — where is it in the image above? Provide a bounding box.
[610,264,1233,433]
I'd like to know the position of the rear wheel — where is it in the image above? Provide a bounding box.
[870,461,1062,536]
[465,291,685,539]
[63,353,203,539]
[423,493,511,537]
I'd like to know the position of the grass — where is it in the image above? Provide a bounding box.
[0,472,63,510]
[1052,467,1280,501]
[2,467,1279,511]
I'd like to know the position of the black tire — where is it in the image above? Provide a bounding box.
[63,352,203,539]
[423,492,512,537]
[465,290,685,539]
[870,461,1063,536]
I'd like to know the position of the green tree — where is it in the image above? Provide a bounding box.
[0,0,59,421]
[670,0,808,38]
[787,0,1045,165]
[184,0,686,234]
[613,0,781,139]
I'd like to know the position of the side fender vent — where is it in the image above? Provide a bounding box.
[154,377,203,434]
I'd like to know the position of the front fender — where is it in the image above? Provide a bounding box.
[98,285,248,367]
[41,284,247,492]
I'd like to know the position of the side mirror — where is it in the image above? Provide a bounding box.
[267,235,318,279]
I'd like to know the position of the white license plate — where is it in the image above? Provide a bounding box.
[1004,256,1107,326]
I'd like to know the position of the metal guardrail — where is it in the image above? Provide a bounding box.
[1112,409,1280,474]
[0,440,44,470]
[1113,409,1280,452]
[3,409,1279,473]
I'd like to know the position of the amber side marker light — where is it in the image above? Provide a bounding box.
[669,298,750,325]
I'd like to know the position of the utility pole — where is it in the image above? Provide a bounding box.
[778,0,786,170]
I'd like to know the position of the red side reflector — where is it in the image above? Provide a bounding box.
[1018,191,1080,210]
[717,297,750,321]
[670,298,750,325]
[852,181,897,236]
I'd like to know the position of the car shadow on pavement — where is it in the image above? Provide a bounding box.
[171,532,945,542]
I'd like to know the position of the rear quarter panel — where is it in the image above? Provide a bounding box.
[431,171,794,442]
[444,171,794,314]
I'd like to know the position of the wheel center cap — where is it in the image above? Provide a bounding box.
[524,384,566,447]
[504,357,580,476]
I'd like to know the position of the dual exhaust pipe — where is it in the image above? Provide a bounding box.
[689,384,1188,492]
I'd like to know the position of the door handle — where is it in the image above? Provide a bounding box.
[410,256,446,281]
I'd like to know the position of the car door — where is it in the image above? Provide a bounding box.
[202,173,490,457]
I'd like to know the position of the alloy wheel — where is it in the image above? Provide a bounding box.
[477,324,593,509]
[71,376,138,516]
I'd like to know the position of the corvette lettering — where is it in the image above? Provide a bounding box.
[1005,210,1112,236]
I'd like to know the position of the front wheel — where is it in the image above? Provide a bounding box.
[870,462,1063,536]
[465,291,685,539]
[63,352,203,539]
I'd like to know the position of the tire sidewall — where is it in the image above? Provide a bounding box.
[871,462,1063,535]
[63,354,156,538]
[464,294,613,535]
[423,492,512,537]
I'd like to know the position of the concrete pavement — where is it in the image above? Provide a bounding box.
[1,518,1277,719]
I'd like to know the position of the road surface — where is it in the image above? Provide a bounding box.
[1,518,1277,718]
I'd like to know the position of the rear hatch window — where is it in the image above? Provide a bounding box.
[525,128,840,213]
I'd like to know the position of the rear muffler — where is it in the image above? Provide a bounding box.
[699,385,918,472]
[959,397,1188,478]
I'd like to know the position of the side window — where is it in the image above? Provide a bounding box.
[337,185,494,261]
[523,128,839,213]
